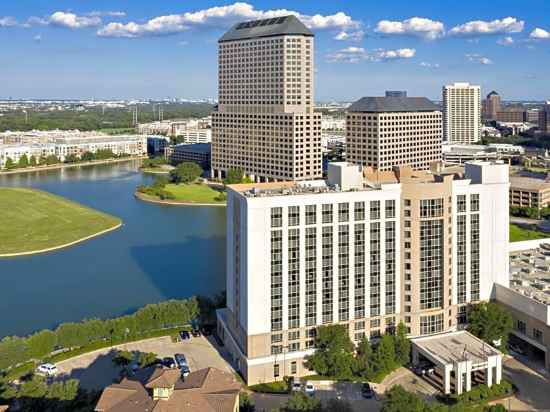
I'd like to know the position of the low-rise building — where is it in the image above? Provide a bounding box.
[175,127,212,144]
[147,136,171,156]
[442,144,523,165]
[54,135,147,161]
[166,143,211,170]
[0,143,56,168]
[95,367,241,412]
[509,175,550,210]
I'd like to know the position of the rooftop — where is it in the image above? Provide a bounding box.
[348,96,439,113]
[510,243,550,305]
[174,143,211,153]
[509,175,550,191]
[219,15,313,42]
[413,330,501,366]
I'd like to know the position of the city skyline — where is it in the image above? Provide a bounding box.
[1,0,549,100]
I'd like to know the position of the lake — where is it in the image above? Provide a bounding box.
[0,160,226,338]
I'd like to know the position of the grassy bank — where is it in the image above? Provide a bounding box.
[510,223,549,242]
[164,183,225,203]
[0,188,122,255]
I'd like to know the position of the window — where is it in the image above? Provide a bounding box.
[355,321,365,330]
[420,314,444,335]
[271,345,282,354]
[305,205,316,225]
[271,334,283,343]
[354,201,365,221]
[291,361,297,374]
[534,328,543,342]
[288,330,300,341]
[271,207,282,228]
[457,195,466,213]
[274,364,280,378]
[288,206,300,226]
[288,342,300,352]
[385,199,395,219]
[370,318,380,328]
[338,203,349,222]
[470,194,479,212]
[517,320,526,334]
[420,199,444,217]
[322,204,333,224]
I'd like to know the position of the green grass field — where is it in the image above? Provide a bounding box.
[164,183,225,204]
[0,187,122,255]
[510,223,549,242]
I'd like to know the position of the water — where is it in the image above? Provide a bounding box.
[0,161,226,338]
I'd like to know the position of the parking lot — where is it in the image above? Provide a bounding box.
[54,334,235,390]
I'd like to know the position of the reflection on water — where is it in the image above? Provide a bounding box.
[0,160,226,337]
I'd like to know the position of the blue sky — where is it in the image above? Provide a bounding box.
[1,0,549,101]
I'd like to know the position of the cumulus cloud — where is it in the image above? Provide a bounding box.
[466,53,493,65]
[375,17,444,40]
[334,30,364,41]
[97,2,359,38]
[0,16,17,27]
[33,34,42,43]
[530,28,550,39]
[419,62,440,68]
[497,36,514,45]
[49,12,102,29]
[449,17,524,36]
[327,47,415,63]
[88,11,126,18]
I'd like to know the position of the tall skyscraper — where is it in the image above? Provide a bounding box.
[539,102,550,134]
[216,161,509,385]
[443,82,481,144]
[482,91,501,120]
[211,16,322,182]
[346,95,442,171]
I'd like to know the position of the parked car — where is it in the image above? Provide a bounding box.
[304,381,315,396]
[181,365,190,378]
[179,330,191,340]
[162,357,177,369]
[191,327,201,338]
[174,353,188,368]
[413,361,435,376]
[291,378,302,392]
[361,382,374,399]
[508,343,526,356]
[201,325,214,336]
[36,363,57,376]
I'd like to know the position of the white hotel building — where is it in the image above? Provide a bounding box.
[217,161,509,385]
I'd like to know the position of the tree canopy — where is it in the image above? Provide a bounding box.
[467,302,513,350]
[170,162,203,184]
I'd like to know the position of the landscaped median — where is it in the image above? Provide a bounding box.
[0,187,122,257]
[509,223,548,242]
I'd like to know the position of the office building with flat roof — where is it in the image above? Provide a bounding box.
[482,91,501,120]
[217,161,510,385]
[346,96,442,171]
[443,83,481,144]
[211,16,322,182]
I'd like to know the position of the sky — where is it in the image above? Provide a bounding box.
[1,0,549,101]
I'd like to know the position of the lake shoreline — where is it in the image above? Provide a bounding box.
[0,156,145,175]
[134,191,227,207]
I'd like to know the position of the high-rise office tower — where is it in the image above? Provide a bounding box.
[443,83,481,144]
[346,95,442,171]
[216,161,509,385]
[539,102,550,134]
[211,16,322,182]
[482,91,501,120]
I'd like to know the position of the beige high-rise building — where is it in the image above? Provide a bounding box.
[482,91,501,120]
[211,16,322,182]
[346,96,442,171]
[443,83,481,144]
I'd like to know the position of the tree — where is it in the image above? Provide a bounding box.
[81,152,95,162]
[381,385,426,412]
[138,352,157,368]
[370,335,397,379]
[65,154,79,163]
[305,325,356,380]
[239,392,255,412]
[26,330,57,359]
[281,392,322,412]
[224,168,251,185]
[44,155,60,165]
[113,350,134,367]
[170,162,203,184]
[18,154,29,168]
[4,157,15,170]
[467,302,513,350]
[29,155,37,167]
[394,322,411,366]
[353,337,373,378]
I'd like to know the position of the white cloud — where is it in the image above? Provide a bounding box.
[497,36,514,45]
[466,53,493,65]
[49,12,102,29]
[97,2,359,38]
[88,11,126,18]
[327,47,415,63]
[419,62,440,68]
[33,34,42,43]
[334,30,364,41]
[530,28,550,39]
[449,17,524,36]
[375,17,444,40]
[0,17,18,27]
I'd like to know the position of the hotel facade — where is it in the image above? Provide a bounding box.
[217,161,510,385]
[211,16,322,182]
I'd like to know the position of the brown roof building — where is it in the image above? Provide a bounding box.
[95,367,241,412]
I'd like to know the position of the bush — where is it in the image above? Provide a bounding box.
[249,380,289,394]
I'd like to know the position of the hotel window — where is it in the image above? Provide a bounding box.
[420,220,444,310]
[305,205,316,225]
[355,332,365,341]
[288,342,300,352]
[322,226,334,323]
[517,320,526,334]
[305,227,317,326]
[354,223,365,319]
[385,199,396,219]
[420,314,444,335]
[355,321,365,330]
[471,214,480,301]
[385,221,396,314]
[354,201,365,221]
[338,203,349,222]
[370,200,380,220]
[470,193,480,212]
[271,207,282,228]
[457,195,467,213]
[271,345,282,355]
[274,364,280,378]
[271,334,283,343]
[288,228,300,329]
[288,330,300,341]
[370,222,381,316]
[457,215,467,304]
[338,225,350,321]
[288,206,300,226]
[322,204,333,224]
[270,230,283,331]
[420,198,443,218]
[290,361,297,374]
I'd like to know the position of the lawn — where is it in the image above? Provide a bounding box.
[509,223,549,242]
[0,187,122,255]
[163,183,225,204]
